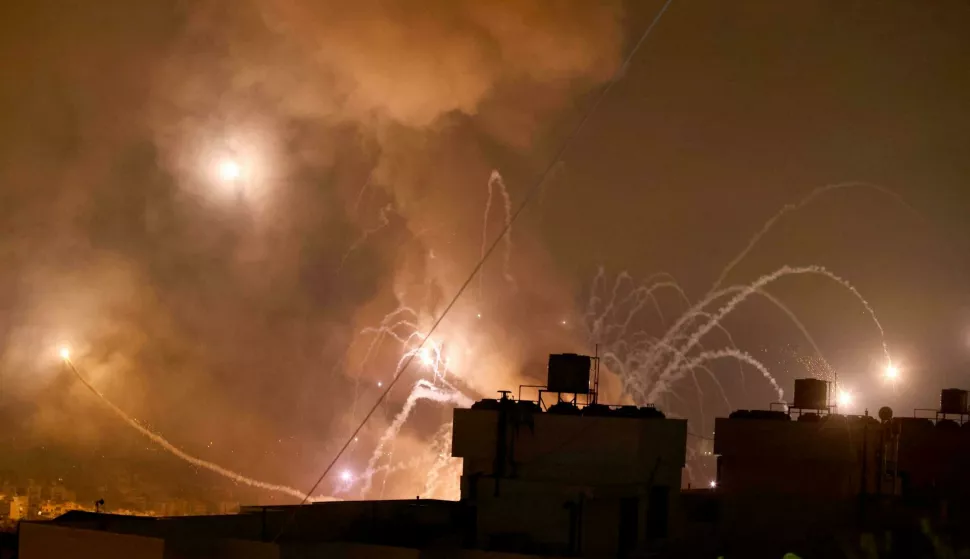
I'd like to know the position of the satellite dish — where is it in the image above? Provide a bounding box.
[878,406,893,422]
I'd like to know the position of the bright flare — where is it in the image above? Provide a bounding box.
[837,389,852,408]
[58,346,71,361]
[340,470,353,483]
[709,480,717,489]
[419,348,434,366]
[885,364,899,379]
[219,159,241,182]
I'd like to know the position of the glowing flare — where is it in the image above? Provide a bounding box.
[219,159,241,182]
[885,364,899,379]
[340,470,353,483]
[419,348,434,366]
[837,389,852,408]
[709,480,717,489]
[58,346,71,361]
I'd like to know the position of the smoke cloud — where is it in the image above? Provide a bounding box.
[0,0,628,503]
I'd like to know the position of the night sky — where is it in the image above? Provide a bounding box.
[1,0,968,504]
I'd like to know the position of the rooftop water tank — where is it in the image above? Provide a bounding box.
[940,388,968,415]
[547,353,591,394]
[793,378,830,410]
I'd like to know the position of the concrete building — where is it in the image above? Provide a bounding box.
[453,397,686,556]
[22,366,970,558]
[707,382,970,557]
[15,352,688,558]
[9,496,28,521]
[713,409,882,554]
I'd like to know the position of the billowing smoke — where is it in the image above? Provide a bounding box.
[0,0,627,504]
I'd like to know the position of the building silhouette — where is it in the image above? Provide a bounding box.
[13,361,970,558]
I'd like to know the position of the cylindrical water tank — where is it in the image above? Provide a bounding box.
[940,388,968,415]
[793,378,829,410]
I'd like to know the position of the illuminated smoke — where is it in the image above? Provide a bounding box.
[339,203,395,271]
[422,421,461,500]
[360,379,473,496]
[479,170,516,299]
[66,360,329,503]
[648,265,890,402]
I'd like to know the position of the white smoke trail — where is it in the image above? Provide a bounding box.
[422,421,461,500]
[66,361,328,503]
[338,203,394,271]
[360,379,473,495]
[655,348,784,402]
[711,181,912,292]
[649,265,888,401]
[479,170,515,299]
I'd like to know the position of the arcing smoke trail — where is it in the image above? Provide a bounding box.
[679,348,784,401]
[423,421,461,500]
[338,203,394,271]
[711,181,913,292]
[479,170,515,299]
[648,265,890,402]
[65,360,325,502]
[360,379,473,496]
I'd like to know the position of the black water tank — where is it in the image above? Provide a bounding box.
[471,399,502,410]
[548,401,581,415]
[547,353,591,394]
[613,406,640,418]
[937,418,960,431]
[638,406,666,419]
[940,389,968,415]
[793,378,829,410]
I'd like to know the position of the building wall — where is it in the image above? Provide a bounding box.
[453,408,686,555]
[9,496,28,521]
[713,415,883,545]
[164,536,279,559]
[19,522,165,559]
[454,410,686,489]
[714,416,883,497]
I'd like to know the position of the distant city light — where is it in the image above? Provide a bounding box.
[709,480,717,489]
[218,159,241,183]
[58,346,70,361]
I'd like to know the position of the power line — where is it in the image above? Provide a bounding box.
[272,0,676,542]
